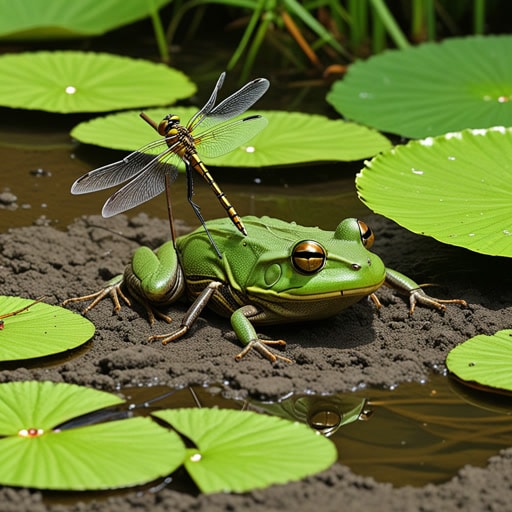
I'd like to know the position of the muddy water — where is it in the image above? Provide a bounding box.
[110,374,512,489]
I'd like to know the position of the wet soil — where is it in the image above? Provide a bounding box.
[0,212,511,511]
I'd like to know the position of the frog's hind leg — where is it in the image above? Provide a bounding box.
[62,275,130,314]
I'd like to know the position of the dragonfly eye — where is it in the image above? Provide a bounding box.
[292,240,326,274]
[158,115,180,136]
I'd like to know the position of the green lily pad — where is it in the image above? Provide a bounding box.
[0,381,185,490]
[154,408,337,494]
[0,296,95,362]
[446,330,512,393]
[0,51,195,113]
[71,109,391,167]
[0,0,170,39]
[356,127,512,257]
[327,35,512,139]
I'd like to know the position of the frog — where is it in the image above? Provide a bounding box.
[63,216,467,363]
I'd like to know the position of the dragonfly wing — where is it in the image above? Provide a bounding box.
[71,139,170,194]
[187,72,226,131]
[102,160,178,218]
[198,77,269,133]
[197,115,268,159]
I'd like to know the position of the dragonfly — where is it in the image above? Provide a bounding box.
[71,72,270,256]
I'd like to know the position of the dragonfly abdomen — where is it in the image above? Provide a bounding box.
[188,153,247,236]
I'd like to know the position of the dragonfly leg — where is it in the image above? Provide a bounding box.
[185,166,223,258]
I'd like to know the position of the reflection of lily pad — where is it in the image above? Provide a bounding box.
[0,381,185,490]
[0,296,95,362]
[356,127,512,257]
[154,408,337,494]
[0,0,171,39]
[0,51,195,113]
[327,35,512,138]
[446,330,512,393]
[71,108,391,166]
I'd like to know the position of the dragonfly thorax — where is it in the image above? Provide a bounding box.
[157,115,181,137]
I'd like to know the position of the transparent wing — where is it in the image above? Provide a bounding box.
[195,115,268,159]
[71,138,175,194]
[188,76,269,134]
[102,161,178,218]
[186,72,226,132]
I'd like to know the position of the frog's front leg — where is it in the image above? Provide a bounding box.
[149,286,291,364]
[231,305,291,364]
[384,268,467,314]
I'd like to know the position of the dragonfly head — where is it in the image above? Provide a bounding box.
[158,114,180,137]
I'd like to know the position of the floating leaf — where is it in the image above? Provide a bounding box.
[0,296,95,362]
[0,51,195,113]
[0,381,185,490]
[154,408,337,494]
[71,109,391,167]
[356,127,512,257]
[327,35,512,138]
[0,0,171,39]
[446,330,512,393]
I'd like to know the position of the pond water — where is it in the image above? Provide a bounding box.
[68,375,512,494]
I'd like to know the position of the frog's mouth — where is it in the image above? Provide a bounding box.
[247,280,385,300]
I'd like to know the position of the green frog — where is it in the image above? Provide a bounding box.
[64,216,466,363]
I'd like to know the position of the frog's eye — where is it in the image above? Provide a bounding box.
[292,240,326,274]
[357,220,375,248]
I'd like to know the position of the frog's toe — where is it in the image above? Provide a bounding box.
[235,339,291,364]
[62,278,130,315]
[409,289,467,315]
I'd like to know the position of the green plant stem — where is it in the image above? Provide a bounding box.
[147,0,170,62]
[227,0,267,71]
[473,0,485,34]
[369,0,409,49]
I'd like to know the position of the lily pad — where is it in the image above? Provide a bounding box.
[0,51,195,113]
[446,330,512,393]
[0,296,95,362]
[327,35,512,138]
[154,408,337,494]
[0,0,170,39]
[356,127,512,257]
[71,109,391,167]
[0,381,185,490]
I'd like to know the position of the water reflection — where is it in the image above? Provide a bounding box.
[117,373,512,488]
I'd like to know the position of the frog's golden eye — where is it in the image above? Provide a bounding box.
[357,220,375,248]
[292,240,326,274]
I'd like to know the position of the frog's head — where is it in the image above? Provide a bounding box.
[244,218,386,307]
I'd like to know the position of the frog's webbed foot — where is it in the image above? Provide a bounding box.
[408,287,468,315]
[235,338,291,364]
[62,275,130,314]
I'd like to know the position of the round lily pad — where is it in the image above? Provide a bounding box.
[154,407,337,494]
[71,108,391,166]
[0,51,196,113]
[0,0,170,39]
[327,35,512,138]
[0,381,185,490]
[446,330,512,393]
[356,127,512,257]
[0,296,95,362]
